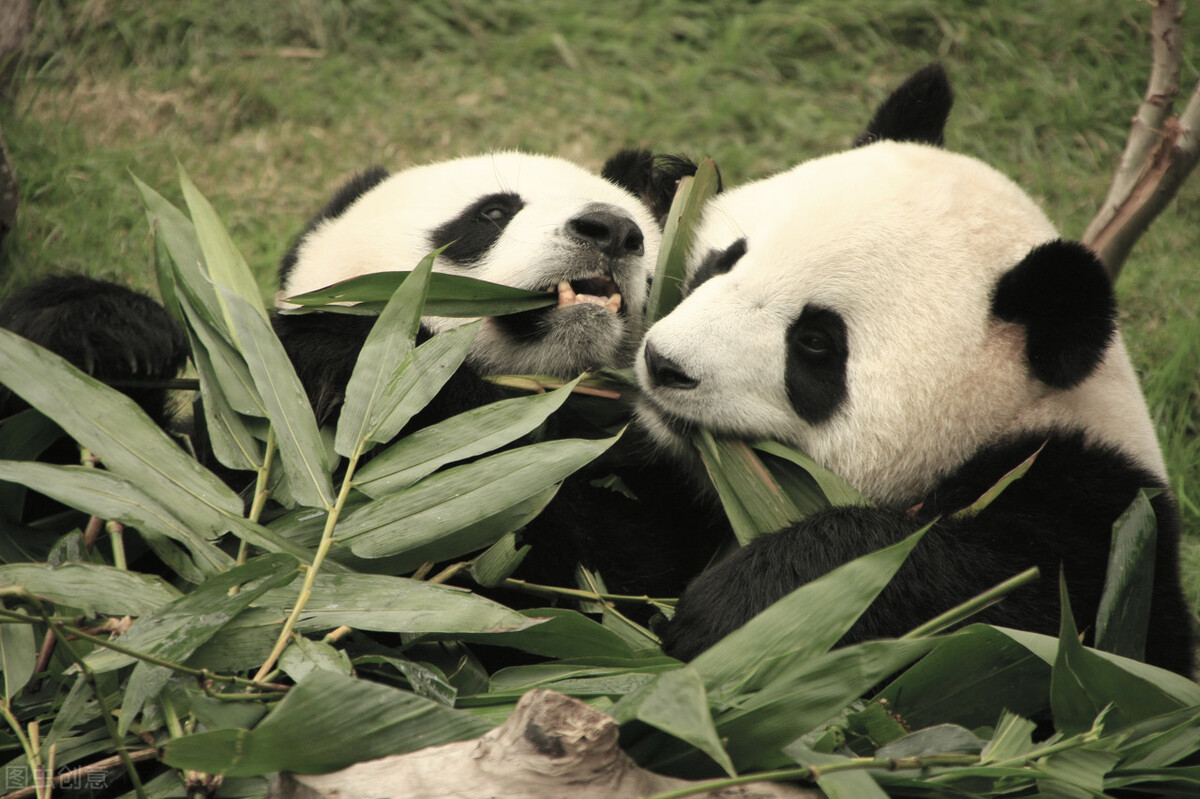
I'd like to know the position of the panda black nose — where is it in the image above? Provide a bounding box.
[644,342,699,390]
[567,209,645,258]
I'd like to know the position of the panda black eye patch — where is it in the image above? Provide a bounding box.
[430,192,526,266]
[785,305,849,424]
[685,238,746,294]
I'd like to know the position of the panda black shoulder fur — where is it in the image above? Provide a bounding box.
[637,65,1194,676]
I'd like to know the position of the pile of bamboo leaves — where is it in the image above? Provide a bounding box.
[0,164,1197,799]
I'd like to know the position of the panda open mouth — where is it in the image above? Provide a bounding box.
[555,276,622,315]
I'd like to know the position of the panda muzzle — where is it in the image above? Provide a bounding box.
[556,277,622,314]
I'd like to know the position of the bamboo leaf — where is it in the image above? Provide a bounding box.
[283,271,555,317]
[692,526,928,695]
[877,625,1051,732]
[1050,574,1183,736]
[694,431,800,545]
[354,377,582,496]
[0,461,234,576]
[951,441,1043,519]
[279,637,353,683]
[1094,489,1158,661]
[178,164,267,319]
[256,571,544,635]
[646,158,721,324]
[342,436,616,562]
[752,439,870,508]
[784,743,890,799]
[84,553,300,673]
[335,250,434,457]
[617,665,736,776]
[0,328,245,527]
[219,286,334,508]
[0,605,36,699]
[0,562,182,616]
[161,670,492,776]
[341,322,480,458]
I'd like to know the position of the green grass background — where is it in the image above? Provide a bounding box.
[2,1,1197,612]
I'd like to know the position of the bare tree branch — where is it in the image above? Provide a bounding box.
[1082,0,1200,279]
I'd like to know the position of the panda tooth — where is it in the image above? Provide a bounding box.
[557,280,577,308]
[604,293,622,314]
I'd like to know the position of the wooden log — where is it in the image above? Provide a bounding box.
[269,689,820,799]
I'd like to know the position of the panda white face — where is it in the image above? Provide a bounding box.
[280,152,661,377]
[637,141,1164,504]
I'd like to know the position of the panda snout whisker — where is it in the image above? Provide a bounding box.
[555,276,622,314]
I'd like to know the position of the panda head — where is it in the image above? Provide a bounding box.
[278,150,695,377]
[636,67,1164,504]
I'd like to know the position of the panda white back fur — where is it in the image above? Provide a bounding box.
[638,65,1193,675]
[278,152,662,384]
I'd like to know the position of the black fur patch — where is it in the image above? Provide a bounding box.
[853,63,954,148]
[429,192,525,267]
[784,305,849,424]
[278,167,391,287]
[0,276,187,424]
[686,238,746,295]
[991,239,1116,389]
[600,148,711,225]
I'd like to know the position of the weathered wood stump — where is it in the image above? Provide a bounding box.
[269,689,820,799]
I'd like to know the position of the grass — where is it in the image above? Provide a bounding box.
[2,0,1197,604]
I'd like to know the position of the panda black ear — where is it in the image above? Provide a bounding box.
[601,149,721,226]
[991,239,1117,389]
[853,63,954,148]
[279,167,391,285]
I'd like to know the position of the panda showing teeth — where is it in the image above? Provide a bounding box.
[555,278,622,314]
[639,63,1194,677]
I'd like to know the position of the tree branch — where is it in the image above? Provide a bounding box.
[1082,0,1199,278]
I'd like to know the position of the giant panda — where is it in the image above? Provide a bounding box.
[635,65,1195,676]
[272,149,698,425]
[267,148,727,597]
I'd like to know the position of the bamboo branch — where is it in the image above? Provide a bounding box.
[1083,0,1200,278]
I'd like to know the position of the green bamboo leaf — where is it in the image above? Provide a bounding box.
[335,250,434,457]
[646,158,721,325]
[468,532,530,588]
[340,321,480,458]
[284,271,555,317]
[279,637,353,683]
[161,670,492,776]
[752,439,869,508]
[877,625,1051,732]
[187,329,265,472]
[997,626,1200,707]
[1050,574,1183,737]
[178,164,267,319]
[450,607,638,660]
[0,408,70,521]
[0,461,234,576]
[354,376,581,496]
[981,710,1039,763]
[616,665,736,776]
[255,571,544,635]
[0,562,181,616]
[0,605,36,699]
[1037,748,1121,795]
[1094,489,1158,661]
[951,441,1043,519]
[0,327,246,528]
[694,431,801,545]
[692,526,928,695]
[133,175,210,322]
[342,436,615,562]
[85,553,300,673]
[218,286,333,508]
